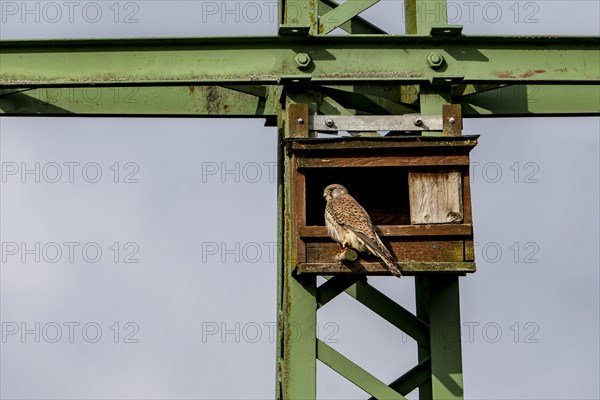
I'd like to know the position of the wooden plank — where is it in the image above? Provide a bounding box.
[306,241,465,263]
[288,103,309,138]
[317,340,406,400]
[462,168,473,225]
[443,104,463,136]
[409,171,463,224]
[464,240,475,262]
[298,155,470,168]
[296,262,476,274]
[293,160,307,263]
[288,136,479,152]
[299,224,473,238]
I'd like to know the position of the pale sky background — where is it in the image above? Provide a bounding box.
[0,1,599,399]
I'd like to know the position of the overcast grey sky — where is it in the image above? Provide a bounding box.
[1,1,599,399]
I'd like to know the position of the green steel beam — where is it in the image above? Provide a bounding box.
[319,0,381,35]
[0,86,279,117]
[317,340,406,400]
[345,280,430,346]
[317,276,362,307]
[280,0,317,34]
[1,36,598,88]
[368,358,432,399]
[429,276,464,399]
[415,276,433,398]
[457,84,600,116]
[318,85,417,115]
[3,84,598,117]
[278,98,317,400]
[406,0,449,34]
[318,0,387,34]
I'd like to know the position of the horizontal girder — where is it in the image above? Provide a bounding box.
[2,83,598,117]
[1,35,598,87]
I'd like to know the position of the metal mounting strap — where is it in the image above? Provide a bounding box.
[309,114,443,132]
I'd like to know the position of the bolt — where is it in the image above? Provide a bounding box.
[449,117,456,124]
[414,117,423,126]
[325,118,334,127]
[426,52,444,69]
[297,118,304,124]
[294,53,312,70]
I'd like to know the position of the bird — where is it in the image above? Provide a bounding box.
[323,183,402,277]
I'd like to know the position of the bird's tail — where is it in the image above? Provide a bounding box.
[356,232,402,277]
[375,243,403,278]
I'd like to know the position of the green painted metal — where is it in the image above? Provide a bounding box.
[317,340,406,400]
[0,86,278,116]
[457,84,600,116]
[316,276,361,307]
[278,96,317,400]
[319,0,381,35]
[280,0,316,34]
[344,280,430,346]
[429,277,464,399]
[368,358,432,399]
[319,0,386,34]
[1,36,598,87]
[3,84,598,117]
[411,0,450,34]
[415,276,434,398]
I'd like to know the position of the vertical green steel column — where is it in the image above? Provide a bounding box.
[415,276,433,399]
[408,0,452,137]
[280,0,318,34]
[277,93,318,400]
[405,0,448,34]
[429,277,464,398]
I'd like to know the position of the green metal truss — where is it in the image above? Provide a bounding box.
[1,36,598,86]
[1,0,598,399]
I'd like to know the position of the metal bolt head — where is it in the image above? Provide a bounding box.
[297,117,304,124]
[294,53,312,70]
[414,117,423,126]
[325,118,334,127]
[426,52,444,69]
[449,117,456,124]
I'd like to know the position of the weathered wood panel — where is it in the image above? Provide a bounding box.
[306,240,465,263]
[298,155,470,168]
[409,171,463,224]
[288,136,479,152]
[296,262,476,275]
[464,240,475,262]
[442,104,463,136]
[299,224,473,238]
[293,155,307,264]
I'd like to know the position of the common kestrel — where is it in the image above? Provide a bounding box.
[323,184,402,277]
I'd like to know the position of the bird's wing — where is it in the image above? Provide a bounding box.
[326,194,374,231]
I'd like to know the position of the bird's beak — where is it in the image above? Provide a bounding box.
[323,191,327,199]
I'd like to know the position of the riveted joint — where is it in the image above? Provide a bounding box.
[294,53,312,70]
[426,52,444,69]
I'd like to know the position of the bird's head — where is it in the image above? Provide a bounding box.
[323,184,349,201]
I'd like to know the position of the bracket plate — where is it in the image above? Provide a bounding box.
[309,115,443,132]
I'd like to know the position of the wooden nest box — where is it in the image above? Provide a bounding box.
[285,135,478,276]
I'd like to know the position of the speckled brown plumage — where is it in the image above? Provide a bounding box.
[323,183,402,277]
